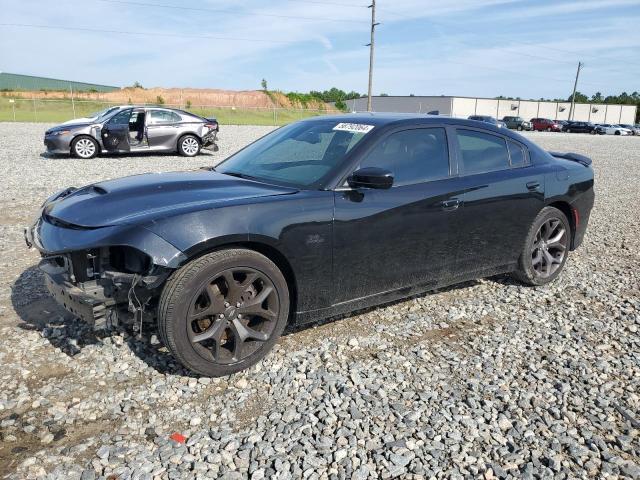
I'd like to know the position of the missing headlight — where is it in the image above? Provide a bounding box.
[108,246,152,274]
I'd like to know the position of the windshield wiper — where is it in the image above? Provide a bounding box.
[222,171,261,181]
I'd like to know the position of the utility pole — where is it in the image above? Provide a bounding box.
[569,61,583,121]
[366,0,379,112]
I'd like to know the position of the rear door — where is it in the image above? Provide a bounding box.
[453,128,545,274]
[101,108,132,152]
[332,125,461,302]
[147,109,183,148]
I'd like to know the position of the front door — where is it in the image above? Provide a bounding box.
[332,126,461,303]
[101,108,132,152]
[452,128,545,274]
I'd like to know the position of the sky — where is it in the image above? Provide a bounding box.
[0,0,639,99]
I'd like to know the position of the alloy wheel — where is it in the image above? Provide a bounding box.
[531,218,567,278]
[75,138,96,158]
[182,137,199,156]
[187,268,279,364]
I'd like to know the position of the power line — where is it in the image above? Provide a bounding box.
[285,0,367,7]
[0,23,293,43]
[96,0,369,24]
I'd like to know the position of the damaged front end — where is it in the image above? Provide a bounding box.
[38,246,171,329]
[25,205,187,331]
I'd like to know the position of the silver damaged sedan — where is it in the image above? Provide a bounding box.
[44,106,219,159]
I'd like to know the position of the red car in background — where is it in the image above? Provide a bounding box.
[531,118,562,132]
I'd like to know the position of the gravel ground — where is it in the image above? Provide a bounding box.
[0,123,638,480]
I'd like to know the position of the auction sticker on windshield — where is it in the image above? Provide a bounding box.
[333,123,375,133]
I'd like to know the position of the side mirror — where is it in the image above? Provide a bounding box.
[348,167,393,190]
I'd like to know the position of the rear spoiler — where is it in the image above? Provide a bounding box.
[548,151,592,167]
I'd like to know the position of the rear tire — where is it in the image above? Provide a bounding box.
[615,130,621,136]
[158,249,290,377]
[512,207,570,286]
[517,126,523,131]
[178,134,201,157]
[71,135,99,159]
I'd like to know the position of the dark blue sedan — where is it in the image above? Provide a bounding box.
[26,113,594,376]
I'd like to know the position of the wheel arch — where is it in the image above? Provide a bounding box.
[70,133,101,155]
[177,131,202,148]
[177,239,298,321]
[546,200,576,249]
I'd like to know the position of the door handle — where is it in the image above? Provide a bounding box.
[441,199,460,211]
[526,181,540,191]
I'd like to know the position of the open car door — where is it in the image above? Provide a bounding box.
[101,108,132,152]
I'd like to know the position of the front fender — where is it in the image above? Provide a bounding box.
[29,218,186,268]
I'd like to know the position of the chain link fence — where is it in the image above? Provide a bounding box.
[0,98,333,126]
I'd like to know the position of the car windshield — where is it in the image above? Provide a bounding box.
[215,120,371,188]
[88,106,120,121]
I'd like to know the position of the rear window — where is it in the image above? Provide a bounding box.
[457,129,510,175]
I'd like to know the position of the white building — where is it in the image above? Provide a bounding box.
[344,96,637,125]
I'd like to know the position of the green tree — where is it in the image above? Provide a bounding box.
[568,91,588,103]
[132,81,143,89]
[156,95,165,105]
[590,92,603,103]
[261,78,268,91]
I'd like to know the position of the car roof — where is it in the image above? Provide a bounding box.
[304,112,510,128]
[301,112,537,140]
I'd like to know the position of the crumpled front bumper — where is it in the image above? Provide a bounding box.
[43,265,113,327]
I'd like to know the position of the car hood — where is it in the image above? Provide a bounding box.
[46,122,93,134]
[42,170,298,228]
[60,117,94,125]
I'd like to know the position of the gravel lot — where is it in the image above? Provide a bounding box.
[0,123,638,480]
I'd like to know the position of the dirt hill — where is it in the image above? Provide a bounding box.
[2,87,335,111]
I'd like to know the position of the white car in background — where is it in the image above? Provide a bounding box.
[595,124,632,136]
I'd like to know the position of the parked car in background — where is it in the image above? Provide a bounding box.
[595,124,632,136]
[554,120,569,129]
[562,121,597,134]
[27,113,595,376]
[502,116,532,131]
[45,106,219,158]
[468,115,505,128]
[619,124,639,135]
[531,118,562,132]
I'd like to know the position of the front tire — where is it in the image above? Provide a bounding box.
[517,126,523,131]
[546,127,551,132]
[178,134,201,157]
[615,130,621,136]
[71,135,99,159]
[158,249,290,377]
[512,207,570,286]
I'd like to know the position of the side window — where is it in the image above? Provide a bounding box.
[150,110,181,124]
[456,129,510,175]
[108,109,132,125]
[360,128,450,185]
[507,140,527,167]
